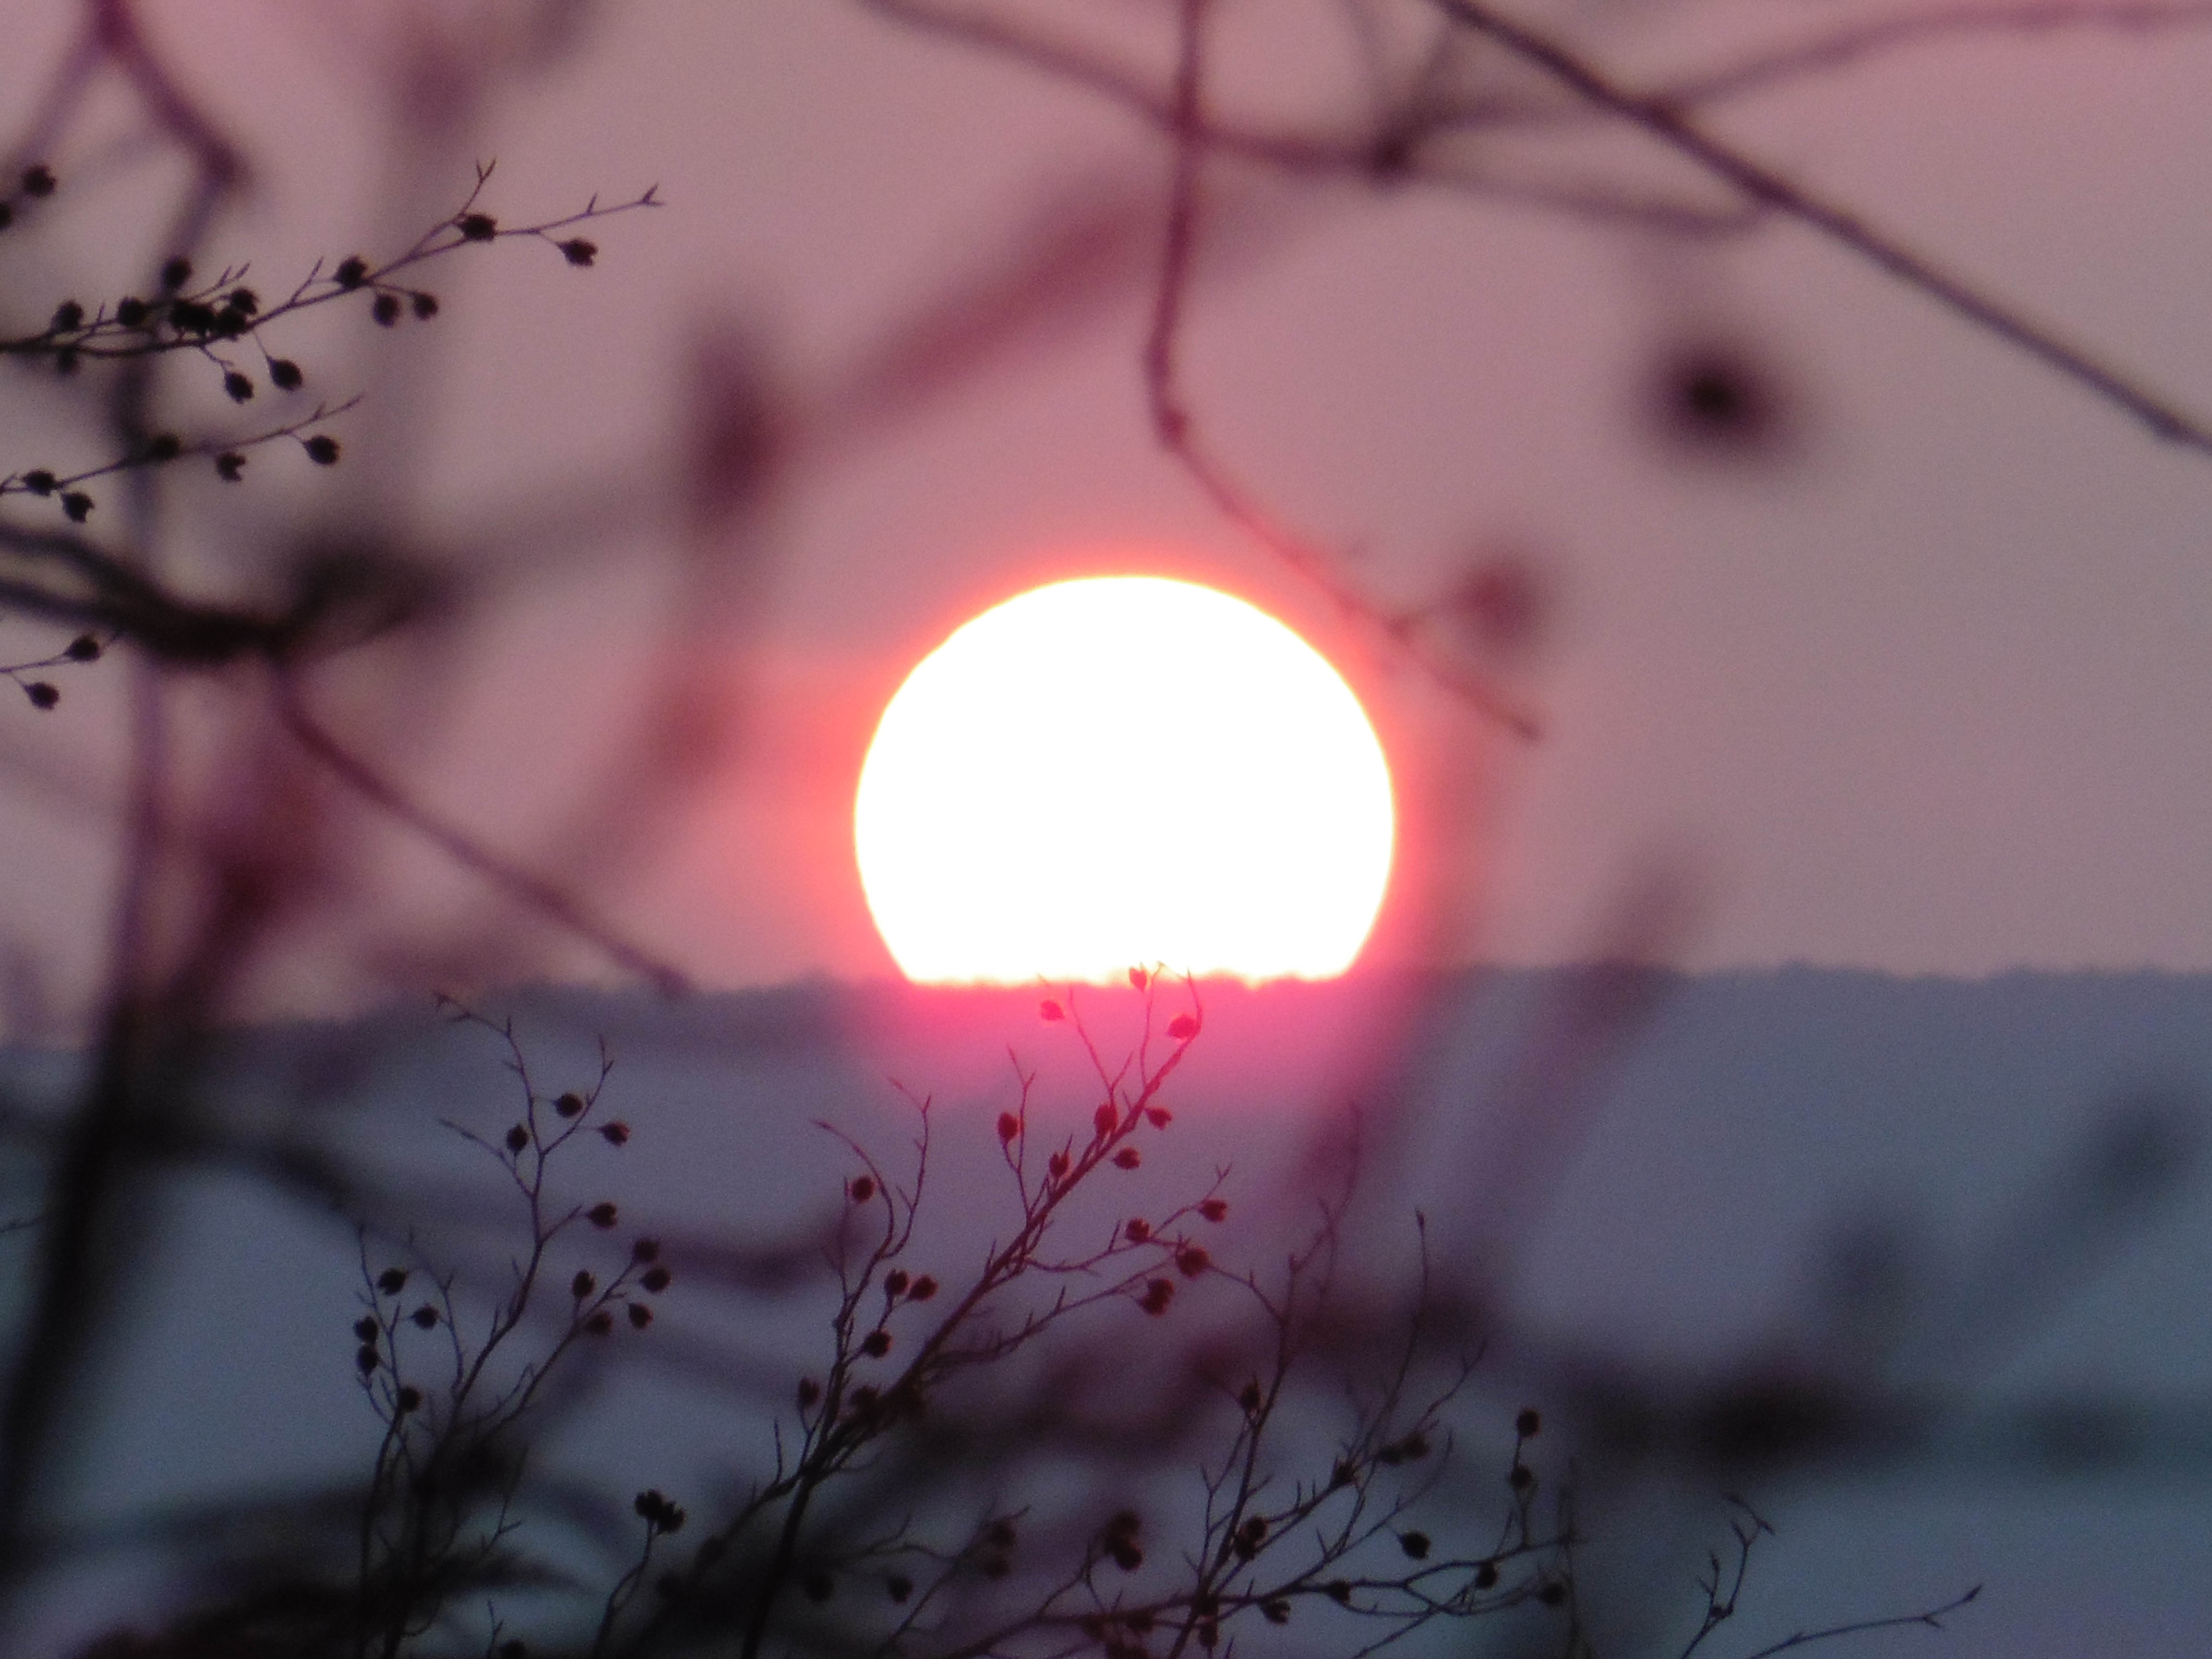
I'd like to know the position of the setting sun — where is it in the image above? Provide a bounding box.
[854,576,1395,984]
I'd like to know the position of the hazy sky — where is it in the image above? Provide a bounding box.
[5,0,2212,1010]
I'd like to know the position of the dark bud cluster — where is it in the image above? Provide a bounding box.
[377,1267,409,1295]
[587,1201,619,1229]
[560,238,597,266]
[1103,1509,1143,1571]
[633,1488,686,1533]
[458,213,498,241]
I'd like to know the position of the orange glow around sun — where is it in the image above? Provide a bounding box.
[854,576,1395,984]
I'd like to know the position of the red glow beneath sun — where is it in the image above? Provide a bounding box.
[854,577,1395,984]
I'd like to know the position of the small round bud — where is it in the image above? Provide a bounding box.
[49,301,81,331]
[1167,1014,1198,1041]
[356,1343,379,1374]
[1128,967,1148,990]
[641,1265,672,1294]
[377,1268,408,1295]
[504,1124,529,1153]
[886,1574,912,1603]
[861,1329,891,1358]
[1094,1103,1118,1137]
[21,166,55,197]
[600,1120,631,1145]
[631,1237,660,1264]
[1198,1198,1228,1223]
[586,1310,614,1334]
[554,1090,585,1118]
[1140,1278,1174,1315]
[996,1112,1019,1143]
[1124,1218,1150,1243]
[1238,1381,1262,1412]
[627,1301,652,1329]
[410,1305,439,1329]
[411,291,439,320]
[1508,1465,1535,1492]
[396,1386,421,1413]
[848,1175,875,1203]
[1539,1583,1567,1608]
[1515,1407,1542,1438]
[1145,1107,1171,1129]
[24,682,58,709]
[303,434,340,465]
[21,470,55,494]
[115,298,148,327]
[1113,1147,1141,1170]
[215,452,246,481]
[458,213,498,241]
[371,293,401,327]
[160,257,192,291]
[1046,1152,1069,1180]
[797,1376,821,1407]
[1474,1561,1499,1589]
[1398,1531,1430,1560]
[560,238,597,266]
[268,359,303,391]
[1039,999,1063,1022]
[572,1270,595,1299]
[354,1317,379,1341]
[588,1202,619,1229]
[884,1269,909,1297]
[60,492,91,522]
[335,257,368,289]
[908,1275,937,1300]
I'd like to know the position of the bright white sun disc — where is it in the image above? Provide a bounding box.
[854,576,1395,983]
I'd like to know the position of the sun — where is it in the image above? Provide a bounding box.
[854,575,1395,984]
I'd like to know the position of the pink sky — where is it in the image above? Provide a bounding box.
[4,0,2212,1016]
